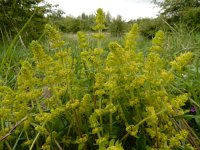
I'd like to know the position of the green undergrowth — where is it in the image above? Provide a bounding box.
[0,8,199,150]
[0,41,30,87]
[163,25,200,139]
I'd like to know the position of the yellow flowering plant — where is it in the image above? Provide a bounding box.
[0,8,198,150]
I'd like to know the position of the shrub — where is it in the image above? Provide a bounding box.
[0,9,196,150]
[137,18,164,39]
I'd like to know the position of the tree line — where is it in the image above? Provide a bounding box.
[1,0,200,44]
[49,11,129,37]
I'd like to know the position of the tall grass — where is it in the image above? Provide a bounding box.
[163,24,200,140]
[0,11,35,87]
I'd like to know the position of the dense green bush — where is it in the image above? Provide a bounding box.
[0,0,50,42]
[182,7,200,30]
[154,0,200,31]
[108,15,126,37]
[136,18,164,39]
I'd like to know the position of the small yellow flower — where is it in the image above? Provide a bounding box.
[126,125,139,137]
[170,52,193,71]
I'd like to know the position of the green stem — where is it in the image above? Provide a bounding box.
[54,139,63,150]
[97,29,102,48]
[118,101,128,124]
[67,121,73,137]
[155,125,159,148]
[109,95,113,134]
[120,132,129,142]
[98,95,104,135]
[30,121,46,150]
[25,130,30,149]
[5,141,11,150]
[12,129,24,150]
[97,132,101,139]
[1,118,4,131]
[120,108,167,142]
[99,96,103,124]
[74,110,82,138]
[50,85,62,106]
[93,81,96,109]
[36,99,43,114]
[135,108,167,128]
[30,132,40,150]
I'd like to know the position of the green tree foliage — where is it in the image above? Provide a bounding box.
[105,11,112,26]
[136,17,164,39]
[47,9,127,36]
[48,14,96,33]
[0,0,51,42]
[79,13,95,31]
[154,0,200,20]
[109,15,126,37]
[154,0,200,29]
[64,16,81,33]
[182,7,200,28]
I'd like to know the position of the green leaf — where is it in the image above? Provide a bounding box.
[78,143,85,150]
[175,115,200,120]
[12,129,24,150]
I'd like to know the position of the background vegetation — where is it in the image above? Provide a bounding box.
[0,0,200,149]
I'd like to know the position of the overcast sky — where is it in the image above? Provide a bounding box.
[45,0,161,21]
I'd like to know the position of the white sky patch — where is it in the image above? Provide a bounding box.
[45,0,160,21]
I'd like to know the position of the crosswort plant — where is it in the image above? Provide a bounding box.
[0,8,198,150]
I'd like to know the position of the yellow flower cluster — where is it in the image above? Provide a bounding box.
[106,139,124,150]
[66,99,80,110]
[170,52,193,71]
[77,31,89,49]
[93,8,106,48]
[169,130,188,148]
[125,24,139,50]
[17,61,35,90]
[75,134,88,144]
[93,8,106,31]
[0,8,195,149]
[45,24,65,49]
[149,30,164,53]
[126,125,139,137]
